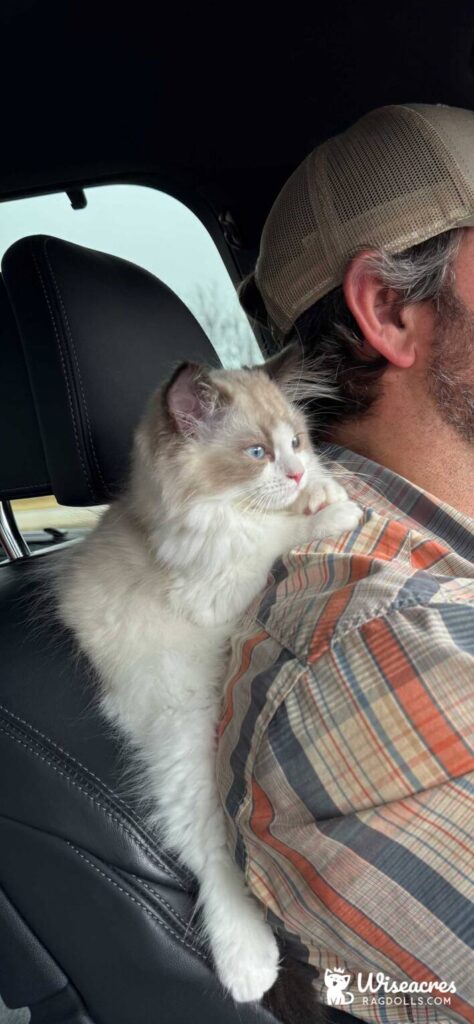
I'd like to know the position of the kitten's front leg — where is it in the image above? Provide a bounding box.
[292,472,363,541]
[310,499,363,537]
[146,706,279,1003]
[199,850,280,1002]
[295,472,352,516]
[290,499,362,549]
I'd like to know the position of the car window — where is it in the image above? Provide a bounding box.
[0,184,260,367]
[0,184,261,552]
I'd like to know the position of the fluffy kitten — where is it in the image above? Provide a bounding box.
[56,350,362,1003]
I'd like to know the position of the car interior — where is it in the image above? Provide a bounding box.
[1,3,474,1021]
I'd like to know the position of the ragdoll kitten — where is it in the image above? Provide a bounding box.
[56,350,362,1004]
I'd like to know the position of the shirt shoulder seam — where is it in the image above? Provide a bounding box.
[255,590,447,668]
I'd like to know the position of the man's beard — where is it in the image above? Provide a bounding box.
[428,285,474,443]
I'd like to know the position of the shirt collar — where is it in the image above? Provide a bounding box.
[318,442,474,564]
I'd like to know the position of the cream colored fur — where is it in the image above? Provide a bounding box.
[56,357,361,1002]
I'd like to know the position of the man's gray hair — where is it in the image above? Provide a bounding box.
[291,228,463,431]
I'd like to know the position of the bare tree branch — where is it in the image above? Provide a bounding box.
[187,281,262,367]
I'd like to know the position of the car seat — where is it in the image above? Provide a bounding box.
[0,235,277,1024]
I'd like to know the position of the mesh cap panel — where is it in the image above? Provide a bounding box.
[253,104,474,335]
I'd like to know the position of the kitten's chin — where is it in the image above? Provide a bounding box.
[249,487,302,514]
[277,491,303,511]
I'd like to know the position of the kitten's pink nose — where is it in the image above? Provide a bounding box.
[287,470,303,485]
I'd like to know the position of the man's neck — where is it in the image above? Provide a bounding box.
[330,404,474,520]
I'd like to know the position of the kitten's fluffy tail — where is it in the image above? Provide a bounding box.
[262,937,325,1023]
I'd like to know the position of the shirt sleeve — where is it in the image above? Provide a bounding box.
[217,600,474,1024]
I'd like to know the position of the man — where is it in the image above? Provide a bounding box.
[216,104,474,1023]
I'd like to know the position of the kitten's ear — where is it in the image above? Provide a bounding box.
[164,362,218,435]
[261,343,339,404]
[260,343,303,386]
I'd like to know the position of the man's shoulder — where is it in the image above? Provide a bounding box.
[254,505,474,663]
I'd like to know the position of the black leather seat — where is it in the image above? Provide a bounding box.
[0,236,277,1023]
[0,273,49,502]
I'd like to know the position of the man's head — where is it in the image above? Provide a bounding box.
[239,104,474,444]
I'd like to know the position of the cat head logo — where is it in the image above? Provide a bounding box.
[324,967,354,1006]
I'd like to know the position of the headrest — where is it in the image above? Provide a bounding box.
[0,275,50,501]
[2,236,219,506]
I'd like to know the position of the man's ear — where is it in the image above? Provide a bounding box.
[164,363,220,435]
[343,252,417,369]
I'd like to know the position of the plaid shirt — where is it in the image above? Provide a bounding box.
[216,444,474,1024]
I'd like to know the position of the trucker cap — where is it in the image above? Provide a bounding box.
[239,103,474,337]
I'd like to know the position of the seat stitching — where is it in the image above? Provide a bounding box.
[0,704,194,884]
[66,842,207,960]
[31,244,94,500]
[43,241,108,493]
[126,871,202,941]
[0,702,126,802]
[3,483,50,493]
[0,722,187,886]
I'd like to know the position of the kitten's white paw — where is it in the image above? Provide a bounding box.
[323,499,363,535]
[215,919,279,1003]
[306,478,349,513]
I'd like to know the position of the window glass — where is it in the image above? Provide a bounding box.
[0,184,261,551]
[0,184,260,367]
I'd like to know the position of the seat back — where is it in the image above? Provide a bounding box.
[2,235,220,506]
[0,237,276,1023]
[0,274,50,502]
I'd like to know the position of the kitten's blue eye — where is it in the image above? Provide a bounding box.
[292,435,301,450]
[245,445,266,460]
